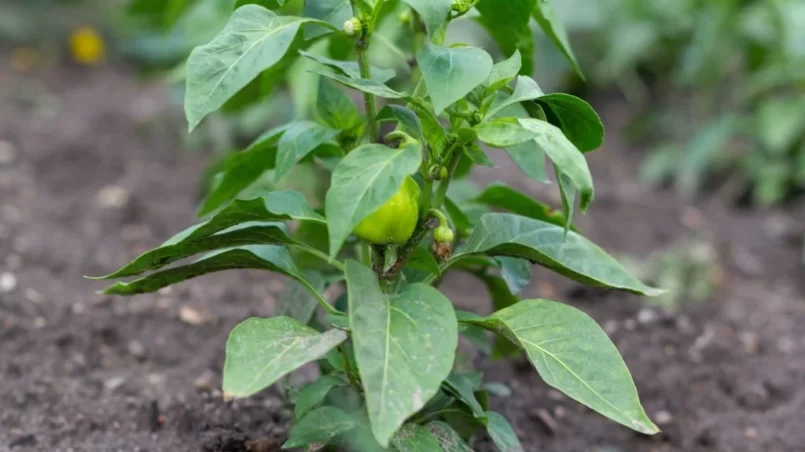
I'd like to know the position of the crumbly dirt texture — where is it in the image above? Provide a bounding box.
[2,62,804,452]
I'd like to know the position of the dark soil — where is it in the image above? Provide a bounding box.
[2,62,805,452]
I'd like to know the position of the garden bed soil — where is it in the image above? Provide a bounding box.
[2,62,805,452]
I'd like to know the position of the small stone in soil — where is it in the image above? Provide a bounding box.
[531,408,558,434]
[1,272,18,293]
[654,410,673,426]
[8,433,36,449]
[96,185,131,209]
[194,369,216,392]
[128,340,146,359]
[637,308,659,324]
[179,305,207,326]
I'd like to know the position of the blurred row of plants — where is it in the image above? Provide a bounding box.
[556,0,805,206]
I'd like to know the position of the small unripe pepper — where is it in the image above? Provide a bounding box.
[354,177,421,245]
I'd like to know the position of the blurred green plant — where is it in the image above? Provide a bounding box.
[556,0,805,206]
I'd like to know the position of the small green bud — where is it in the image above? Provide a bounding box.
[451,0,472,13]
[343,17,362,37]
[399,9,412,25]
[434,226,455,244]
[428,165,449,181]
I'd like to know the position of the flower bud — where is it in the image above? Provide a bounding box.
[343,17,363,37]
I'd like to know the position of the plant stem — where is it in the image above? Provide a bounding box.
[419,178,433,218]
[371,244,387,276]
[382,214,439,282]
[339,345,362,390]
[351,0,380,143]
[432,150,462,209]
[298,278,340,316]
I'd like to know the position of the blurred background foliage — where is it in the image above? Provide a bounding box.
[3,0,803,208]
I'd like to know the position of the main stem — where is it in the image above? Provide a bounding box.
[351,1,380,143]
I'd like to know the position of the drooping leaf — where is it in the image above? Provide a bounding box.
[417,43,494,114]
[317,77,363,130]
[487,50,523,92]
[184,6,330,130]
[377,105,423,140]
[401,0,452,42]
[284,406,357,448]
[537,93,604,152]
[325,142,422,256]
[96,190,323,279]
[454,214,662,296]
[487,76,545,118]
[475,0,537,75]
[278,270,326,325]
[199,124,290,215]
[532,0,584,79]
[300,50,397,82]
[102,245,316,295]
[517,118,594,211]
[346,260,458,447]
[484,411,524,451]
[461,300,659,434]
[506,140,549,183]
[475,119,536,148]
[426,422,474,452]
[555,168,577,235]
[391,423,443,451]
[311,68,408,99]
[275,121,339,181]
[223,317,347,398]
[473,183,573,230]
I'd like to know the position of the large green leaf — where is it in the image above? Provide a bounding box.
[473,183,572,230]
[391,423,443,451]
[300,50,397,82]
[475,0,537,75]
[199,124,290,215]
[317,77,363,131]
[461,300,659,434]
[417,43,493,114]
[426,422,473,451]
[96,190,323,279]
[311,68,408,99]
[487,51,523,92]
[537,93,604,152]
[285,406,356,448]
[184,6,330,130]
[274,121,339,181]
[346,260,458,447]
[102,245,310,295]
[475,119,536,148]
[454,214,661,295]
[223,317,347,398]
[325,142,422,256]
[505,140,548,183]
[484,411,523,451]
[487,76,545,119]
[377,105,423,140]
[400,0,452,42]
[532,0,584,79]
[294,375,349,420]
[517,118,594,211]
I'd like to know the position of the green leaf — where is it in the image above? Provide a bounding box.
[391,423,443,451]
[378,105,423,140]
[495,256,532,295]
[473,183,573,230]
[426,422,473,451]
[223,317,347,398]
[532,0,584,80]
[461,300,659,434]
[102,245,313,295]
[284,406,357,448]
[317,77,363,130]
[443,373,488,423]
[303,0,351,39]
[401,0,452,41]
[555,168,576,234]
[537,93,604,152]
[484,411,523,451]
[475,119,536,148]
[517,118,594,211]
[464,144,495,167]
[454,214,662,296]
[278,270,326,325]
[417,43,494,114]
[444,197,472,238]
[475,0,537,75]
[311,68,408,99]
[487,76,545,118]
[184,6,328,130]
[478,274,522,359]
[407,246,442,276]
[199,125,289,215]
[346,261,458,447]
[96,190,323,279]
[300,50,397,82]
[506,140,548,183]
[487,50,522,92]
[294,375,349,420]
[275,121,339,181]
[325,142,422,256]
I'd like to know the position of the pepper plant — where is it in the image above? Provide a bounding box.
[97,0,662,449]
